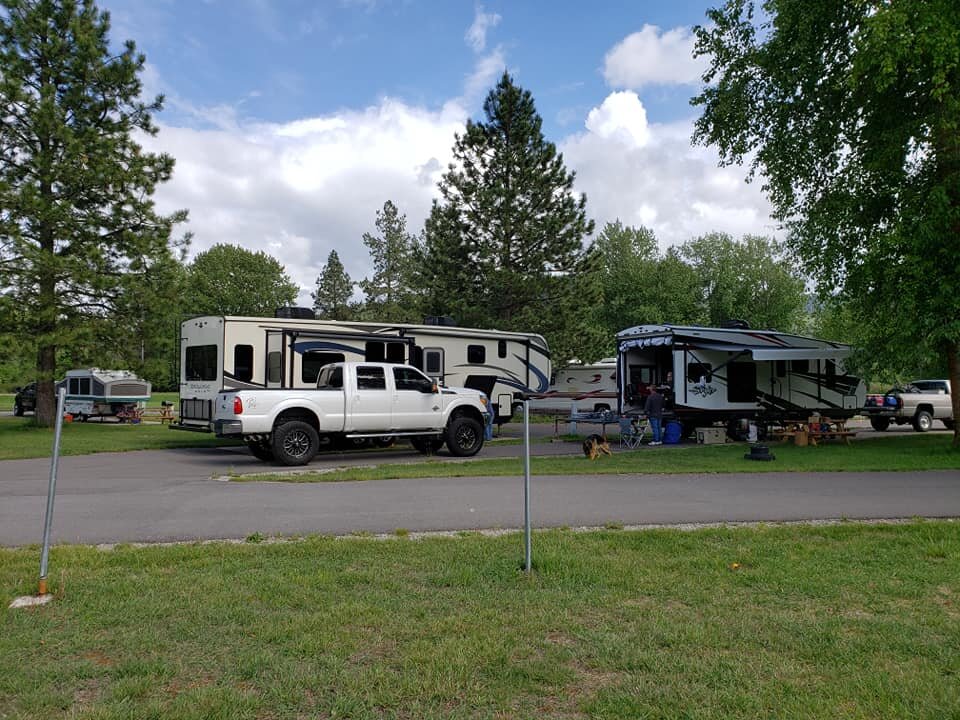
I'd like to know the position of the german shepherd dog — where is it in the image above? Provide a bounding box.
[582,433,612,460]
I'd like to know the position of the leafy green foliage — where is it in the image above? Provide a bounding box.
[692,0,960,442]
[185,243,298,316]
[0,0,188,424]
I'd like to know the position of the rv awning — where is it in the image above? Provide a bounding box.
[618,336,672,350]
[750,347,850,361]
[679,341,850,360]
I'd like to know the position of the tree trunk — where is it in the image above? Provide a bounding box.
[35,344,58,428]
[948,341,960,449]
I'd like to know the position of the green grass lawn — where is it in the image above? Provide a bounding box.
[2,521,958,718]
[0,416,239,460]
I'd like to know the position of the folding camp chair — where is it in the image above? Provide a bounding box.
[618,416,645,450]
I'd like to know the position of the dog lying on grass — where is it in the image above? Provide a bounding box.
[582,434,612,460]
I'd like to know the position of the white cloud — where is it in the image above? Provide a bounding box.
[465,6,501,53]
[563,93,777,250]
[603,24,708,89]
[584,91,650,149]
[140,90,774,309]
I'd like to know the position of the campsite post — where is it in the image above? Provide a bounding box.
[523,399,532,573]
[39,386,67,596]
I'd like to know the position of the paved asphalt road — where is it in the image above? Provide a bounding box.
[1,422,958,545]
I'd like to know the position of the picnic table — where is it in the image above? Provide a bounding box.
[768,418,857,446]
[556,409,620,437]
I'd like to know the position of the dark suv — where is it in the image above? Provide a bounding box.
[13,382,36,416]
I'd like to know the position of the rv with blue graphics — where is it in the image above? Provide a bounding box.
[175,310,550,431]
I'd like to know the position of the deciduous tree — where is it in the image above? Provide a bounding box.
[185,244,298,317]
[693,0,960,443]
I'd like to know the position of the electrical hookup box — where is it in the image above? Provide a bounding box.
[696,427,727,445]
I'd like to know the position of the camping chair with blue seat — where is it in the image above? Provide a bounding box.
[618,416,646,450]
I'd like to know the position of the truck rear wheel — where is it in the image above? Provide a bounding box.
[943,419,955,431]
[913,410,933,433]
[869,417,890,432]
[272,420,319,466]
[446,416,484,457]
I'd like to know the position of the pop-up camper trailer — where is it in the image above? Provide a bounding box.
[57,368,151,421]
[176,312,551,431]
[617,324,865,431]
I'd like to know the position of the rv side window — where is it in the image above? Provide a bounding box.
[356,366,386,390]
[498,340,507,358]
[410,346,424,370]
[467,345,486,364]
[775,360,787,378]
[185,345,218,381]
[365,342,386,362]
[825,359,836,379]
[267,352,281,384]
[302,352,345,384]
[686,363,712,383]
[727,362,757,403]
[68,377,91,395]
[386,342,406,364]
[425,349,443,375]
[792,359,809,373]
[234,345,254,383]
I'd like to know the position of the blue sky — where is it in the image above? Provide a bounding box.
[100,0,774,304]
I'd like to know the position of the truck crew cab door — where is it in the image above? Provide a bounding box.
[391,366,443,430]
[350,365,393,431]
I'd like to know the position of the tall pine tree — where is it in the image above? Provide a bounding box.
[0,0,187,425]
[312,250,355,320]
[419,72,596,359]
[358,200,418,322]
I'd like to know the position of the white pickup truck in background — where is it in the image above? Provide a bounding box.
[213,362,490,465]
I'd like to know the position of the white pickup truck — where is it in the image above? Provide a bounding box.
[212,362,490,465]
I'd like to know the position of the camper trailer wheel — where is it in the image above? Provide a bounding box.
[869,416,890,432]
[446,416,484,457]
[272,420,319,466]
[246,440,275,462]
[411,436,444,455]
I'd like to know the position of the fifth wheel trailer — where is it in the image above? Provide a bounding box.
[617,324,865,434]
[176,312,550,431]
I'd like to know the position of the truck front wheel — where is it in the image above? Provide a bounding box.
[446,416,484,457]
[869,417,890,432]
[913,410,933,433]
[272,421,319,465]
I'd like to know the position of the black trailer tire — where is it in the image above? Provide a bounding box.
[446,415,484,457]
[913,410,933,433]
[411,436,444,455]
[272,421,320,466]
[246,440,275,462]
[869,416,891,432]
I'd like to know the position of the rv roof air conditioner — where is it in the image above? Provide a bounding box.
[275,307,316,320]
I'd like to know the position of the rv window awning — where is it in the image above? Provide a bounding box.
[619,336,672,350]
[750,347,850,361]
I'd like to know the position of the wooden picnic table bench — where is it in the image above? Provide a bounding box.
[769,419,857,446]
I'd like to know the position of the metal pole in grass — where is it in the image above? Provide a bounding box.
[39,386,67,596]
[523,399,532,573]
